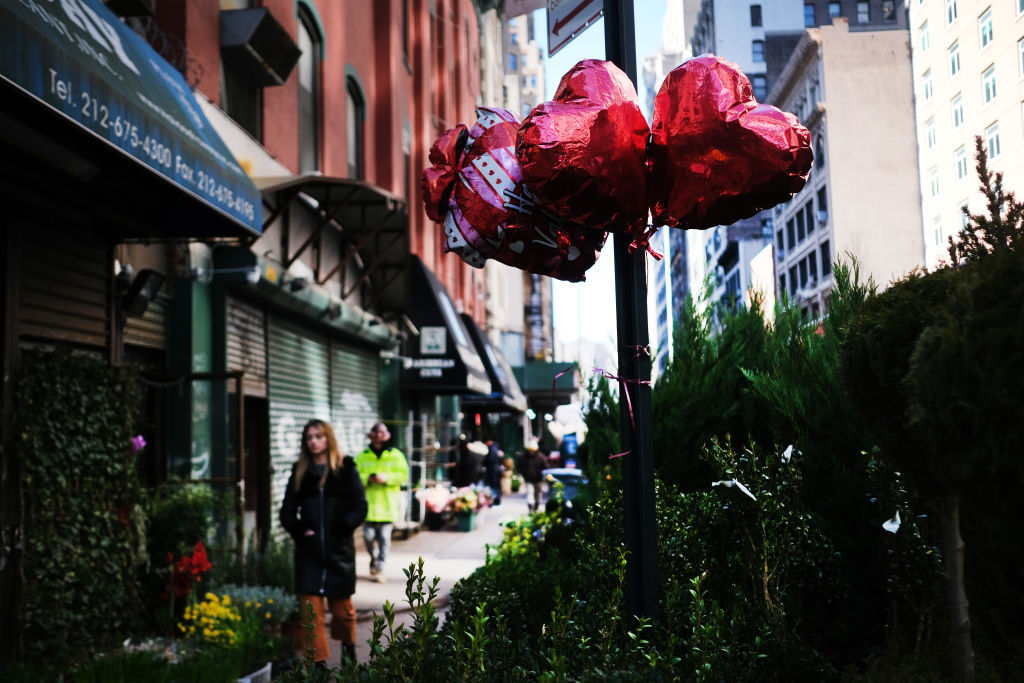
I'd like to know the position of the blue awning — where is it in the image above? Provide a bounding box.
[0,0,261,236]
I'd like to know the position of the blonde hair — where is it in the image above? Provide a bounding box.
[294,419,344,490]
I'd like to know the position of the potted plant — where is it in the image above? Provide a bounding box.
[449,485,491,531]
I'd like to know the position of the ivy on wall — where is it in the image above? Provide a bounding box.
[15,348,146,664]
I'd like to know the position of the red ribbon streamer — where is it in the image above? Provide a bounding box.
[552,366,575,396]
[593,366,651,429]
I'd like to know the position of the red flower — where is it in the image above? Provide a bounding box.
[167,541,212,598]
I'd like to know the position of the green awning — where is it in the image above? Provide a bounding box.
[0,0,261,236]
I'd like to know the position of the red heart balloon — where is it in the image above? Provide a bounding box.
[649,55,812,230]
[424,107,605,281]
[517,59,650,235]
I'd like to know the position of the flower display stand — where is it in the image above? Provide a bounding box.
[456,512,476,532]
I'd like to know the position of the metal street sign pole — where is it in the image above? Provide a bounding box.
[603,0,660,622]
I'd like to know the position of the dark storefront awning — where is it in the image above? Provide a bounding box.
[256,174,409,319]
[0,0,261,236]
[515,361,580,414]
[460,313,528,413]
[400,255,490,396]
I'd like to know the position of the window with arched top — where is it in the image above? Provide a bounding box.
[346,77,365,180]
[297,8,322,173]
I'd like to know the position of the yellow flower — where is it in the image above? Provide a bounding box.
[245,601,252,608]
[265,612,272,619]
[222,594,230,605]
[267,599,274,604]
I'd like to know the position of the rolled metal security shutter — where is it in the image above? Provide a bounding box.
[267,316,330,536]
[123,297,166,350]
[226,295,267,397]
[330,343,381,456]
[18,226,109,348]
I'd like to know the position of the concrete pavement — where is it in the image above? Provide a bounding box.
[323,491,530,667]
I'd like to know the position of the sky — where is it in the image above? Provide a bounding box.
[533,2,669,348]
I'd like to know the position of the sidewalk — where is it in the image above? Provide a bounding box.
[325,491,530,666]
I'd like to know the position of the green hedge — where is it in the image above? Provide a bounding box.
[15,348,146,665]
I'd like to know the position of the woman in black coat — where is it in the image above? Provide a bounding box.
[280,419,367,665]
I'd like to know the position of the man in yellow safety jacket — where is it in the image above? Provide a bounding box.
[354,422,409,583]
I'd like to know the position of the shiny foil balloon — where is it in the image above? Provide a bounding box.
[421,107,604,281]
[649,55,813,230]
[517,59,650,234]
[422,123,468,223]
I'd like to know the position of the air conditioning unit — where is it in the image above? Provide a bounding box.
[221,8,301,86]
[816,210,828,224]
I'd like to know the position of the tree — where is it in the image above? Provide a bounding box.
[841,137,1024,681]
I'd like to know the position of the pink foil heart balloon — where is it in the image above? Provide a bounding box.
[648,55,813,230]
[422,107,605,281]
[517,59,650,235]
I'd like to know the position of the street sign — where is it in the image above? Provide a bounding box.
[547,0,603,57]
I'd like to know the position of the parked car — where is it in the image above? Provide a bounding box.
[543,467,588,502]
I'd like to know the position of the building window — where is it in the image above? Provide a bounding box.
[945,0,957,25]
[920,22,930,52]
[787,218,796,250]
[948,42,960,77]
[881,0,896,21]
[804,4,815,27]
[1020,38,1024,78]
[751,4,762,26]
[926,118,936,148]
[751,75,767,100]
[979,8,993,49]
[531,75,537,88]
[752,40,765,62]
[789,265,798,293]
[857,1,869,22]
[509,52,517,71]
[1020,0,1024,17]
[814,135,825,168]
[817,186,828,213]
[960,201,970,228]
[928,168,939,197]
[804,201,815,236]
[776,228,785,252]
[821,241,832,276]
[933,217,943,246]
[808,251,818,281]
[982,65,997,105]
[955,146,968,179]
[779,273,787,293]
[297,8,322,174]
[985,122,1001,158]
[951,93,963,128]
[923,69,933,100]
[796,207,806,242]
[346,77,365,179]
[828,2,841,18]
